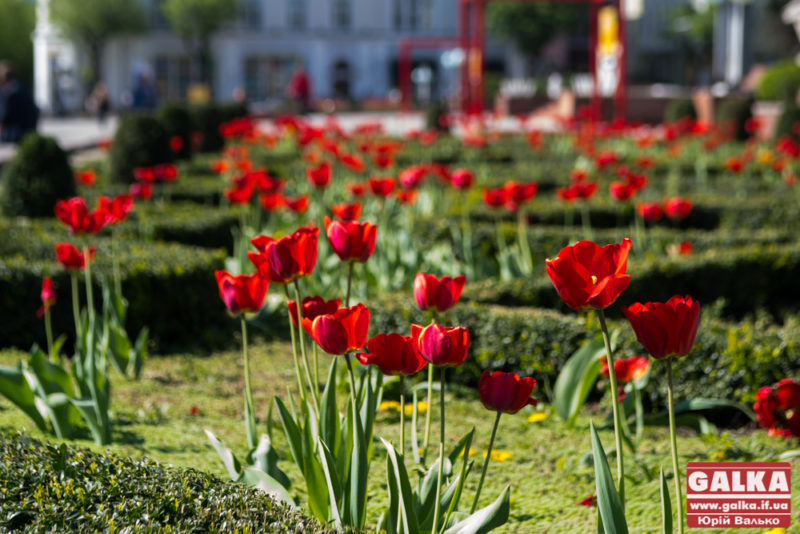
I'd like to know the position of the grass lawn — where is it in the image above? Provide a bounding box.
[1,342,799,533]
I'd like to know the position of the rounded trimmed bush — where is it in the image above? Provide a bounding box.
[190,104,224,153]
[717,97,753,141]
[110,114,173,184]
[755,59,800,103]
[663,98,697,123]
[775,105,800,141]
[158,103,194,160]
[0,134,75,217]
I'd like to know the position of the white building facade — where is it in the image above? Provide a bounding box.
[33,0,512,113]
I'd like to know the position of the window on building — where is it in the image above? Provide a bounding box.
[332,60,351,98]
[409,0,418,30]
[244,56,301,101]
[393,0,402,30]
[421,0,433,31]
[289,0,307,29]
[240,0,262,30]
[332,0,351,29]
[154,56,191,101]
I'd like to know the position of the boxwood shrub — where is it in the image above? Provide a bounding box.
[0,220,230,351]
[367,296,800,410]
[0,432,337,533]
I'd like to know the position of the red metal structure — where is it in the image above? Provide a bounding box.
[398,0,628,121]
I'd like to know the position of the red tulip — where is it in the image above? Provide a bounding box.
[260,192,285,212]
[310,303,370,355]
[504,181,537,206]
[37,276,57,318]
[725,157,744,174]
[556,185,578,203]
[133,167,157,183]
[545,238,632,312]
[399,165,427,189]
[609,181,634,202]
[368,176,396,197]
[622,295,701,360]
[288,296,341,335]
[625,173,647,192]
[98,194,134,224]
[225,175,255,205]
[76,169,96,186]
[754,386,780,431]
[636,156,655,170]
[340,153,366,173]
[450,168,474,189]
[410,323,469,367]
[169,135,183,153]
[248,226,319,283]
[348,182,366,197]
[307,162,332,188]
[478,370,537,414]
[664,197,692,220]
[396,189,417,205]
[636,202,663,222]
[155,163,178,182]
[600,355,649,383]
[372,151,394,169]
[356,333,426,376]
[413,273,466,313]
[573,181,597,200]
[214,271,268,315]
[55,243,95,271]
[776,378,800,411]
[285,195,310,214]
[331,202,362,221]
[54,197,107,234]
[570,169,589,182]
[130,182,153,200]
[323,216,377,263]
[483,187,507,208]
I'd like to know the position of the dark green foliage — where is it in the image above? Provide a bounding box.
[425,101,449,132]
[716,97,753,141]
[487,3,582,55]
[663,98,697,123]
[755,59,800,103]
[774,105,800,141]
[368,297,800,411]
[218,100,249,123]
[0,219,229,352]
[123,202,239,252]
[0,134,75,217]
[0,432,337,533]
[110,114,173,183]
[191,104,224,152]
[158,102,194,160]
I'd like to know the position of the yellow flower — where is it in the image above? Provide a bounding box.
[404,401,428,416]
[761,529,786,534]
[483,450,513,462]
[757,149,773,165]
[468,447,478,457]
[379,400,400,412]
[527,412,548,423]
[712,450,727,461]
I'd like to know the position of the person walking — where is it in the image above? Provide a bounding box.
[0,61,39,143]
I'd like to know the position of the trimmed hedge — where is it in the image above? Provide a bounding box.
[663,98,697,123]
[110,114,173,184]
[0,220,229,351]
[0,134,75,218]
[456,242,800,320]
[158,103,194,160]
[0,432,337,533]
[367,296,800,410]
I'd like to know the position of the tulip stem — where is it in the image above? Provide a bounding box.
[293,280,319,413]
[596,308,625,509]
[241,317,257,450]
[283,285,307,405]
[44,308,55,363]
[399,375,405,455]
[471,410,501,513]
[70,273,81,339]
[667,359,684,534]
[516,209,532,275]
[432,367,446,534]
[581,202,594,241]
[345,261,354,307]
[82,246,95,325]
[422,363,434,463]
[111,226,121,296]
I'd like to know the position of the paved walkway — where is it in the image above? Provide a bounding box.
[0,116,116,166]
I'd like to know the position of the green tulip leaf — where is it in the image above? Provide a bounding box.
[660,468,672,534]
[553,334,605,428]
[443,484,510,534]
[590,422,629,534]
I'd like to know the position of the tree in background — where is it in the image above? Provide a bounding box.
[0,0,35,86]
[162,0,239,93]
[666,3,715,87]
[49,0,146,87]
[487,3,583,61]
